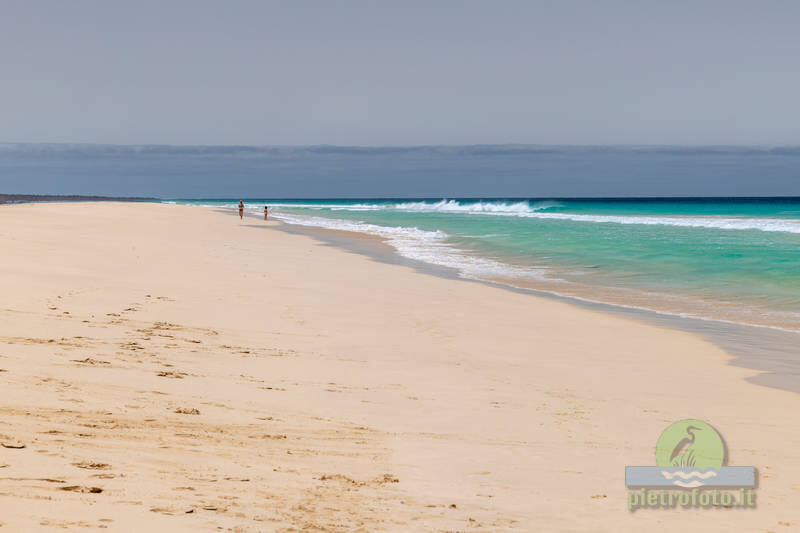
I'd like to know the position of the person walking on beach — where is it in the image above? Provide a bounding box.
[264,206,269,220]
[238,200,244,220]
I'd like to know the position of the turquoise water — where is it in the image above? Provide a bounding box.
[173,198,800,331]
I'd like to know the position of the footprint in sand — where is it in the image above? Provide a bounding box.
[174,408,200,415]
[318,473,399,486]
[121,342,144,351]
[71,357,110,365]
[60,485,103,493]
[157,371,186,379]
[73,461,111,470]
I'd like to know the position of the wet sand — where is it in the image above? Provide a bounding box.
[1,201,799,531]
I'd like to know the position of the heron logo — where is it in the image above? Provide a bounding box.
[656,419,725,476]
[626,419,757,511]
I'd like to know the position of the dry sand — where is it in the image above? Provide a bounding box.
[0,202,798,532]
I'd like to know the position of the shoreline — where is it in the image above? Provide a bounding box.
[222,200,800,332]
[2,201,799,531]
[264,211,800,395]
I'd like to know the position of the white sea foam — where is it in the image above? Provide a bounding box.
[512,212,800,234]
[394,199,560,214]
[262,202,385,211]
[388,200,800,234]
[257,200,800,234]
[270,211,550,282]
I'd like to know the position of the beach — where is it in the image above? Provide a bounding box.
[1,201,799,531]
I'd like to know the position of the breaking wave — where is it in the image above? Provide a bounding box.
[515,212,800,234]
[390,200,800,234]
[393,199,562,214]
[266,200,800,234]
[270,211,550,282]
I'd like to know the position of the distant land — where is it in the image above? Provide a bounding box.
[0,194,155,204]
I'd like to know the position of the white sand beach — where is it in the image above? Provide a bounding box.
[0,202,798,531]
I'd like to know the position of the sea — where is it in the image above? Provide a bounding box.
[171,197,800,333]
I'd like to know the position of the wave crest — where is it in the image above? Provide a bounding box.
[394,199,561,214]
[392,200,800,234]
[518,212,800,234]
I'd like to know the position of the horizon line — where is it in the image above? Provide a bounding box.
[6,194,800,202]
[3,141,800,149]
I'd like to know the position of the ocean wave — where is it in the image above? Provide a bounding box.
[511,212,800,234]
[270,212,550,282]
[394,199,561,214]
[389,200,800,234]
[264,202,386,211]
[257,199,559,214]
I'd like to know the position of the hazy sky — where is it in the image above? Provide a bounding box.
[2,1,799,146]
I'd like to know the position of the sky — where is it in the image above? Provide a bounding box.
[2,0,800,146]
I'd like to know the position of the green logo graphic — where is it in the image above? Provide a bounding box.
[655,419,725,469]
[627,419,755,510]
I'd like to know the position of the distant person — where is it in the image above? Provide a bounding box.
[264,206,269,220]
[238,200,244,220]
